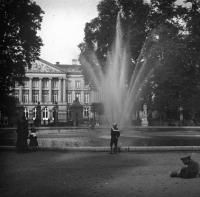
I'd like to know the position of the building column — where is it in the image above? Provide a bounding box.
[58,78,62,103]
[72,91,75,102]
[39,78,42,103]
[49,77,52,103]
[19,86,23,103]
[29,77,32,103]
[81,90,84,104]
[63,78,66,103]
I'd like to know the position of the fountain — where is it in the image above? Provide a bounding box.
[81,11,159,128]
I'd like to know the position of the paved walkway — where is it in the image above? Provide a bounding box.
[1,150,200,197]
[2,127,200,147]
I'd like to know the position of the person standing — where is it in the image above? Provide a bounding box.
[29,124,39,151]
[110,123,120,154]
[16,110,29,152]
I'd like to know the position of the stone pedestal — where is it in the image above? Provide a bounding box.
[141,117,148,126]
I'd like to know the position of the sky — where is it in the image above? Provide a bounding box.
[35,0,100,64]
[35,0,186,65]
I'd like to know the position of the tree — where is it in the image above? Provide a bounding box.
[143,0,200,123]
[0,0,44,118]
[80,0,200,125]
[91,102,104,124]
[181,0,200,121]
[78,0,119,85]
[79,0,149,81]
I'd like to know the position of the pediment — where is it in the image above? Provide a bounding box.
[27,59,64,74]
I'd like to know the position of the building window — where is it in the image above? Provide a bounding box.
[84,93,89,104]
[75,92,81,102]
[42,107,49,120]
[42,90,49,103]
[22,90,29,103]
[32,80,39,88]
[32,90,39,104]
[14,90,19,101]
[67,92,72,103]
[52,79,58,89]
[24,107,29,119]
[15,81,19,87]
[68,80,72,89]
[75,81,81,89]
[42,79,48,89]
[84,107,89,117]
[23,79,29,87]
[52,90,58,103]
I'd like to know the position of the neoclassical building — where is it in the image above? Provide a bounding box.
[14,59,100,125]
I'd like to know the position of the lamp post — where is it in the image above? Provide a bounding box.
[35,102,41,126]
[179,106,183,126]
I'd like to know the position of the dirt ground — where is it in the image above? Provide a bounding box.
[1,150,200,197]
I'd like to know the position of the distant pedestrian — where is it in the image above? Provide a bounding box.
[16,111,29,152]
[170,156,199,178]
[29,124,39,151]
[110,123,120,154]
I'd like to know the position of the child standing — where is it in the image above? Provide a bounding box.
[29,124,39,151]
[110,123,120,154]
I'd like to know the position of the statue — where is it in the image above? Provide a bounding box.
[141,103,148,126]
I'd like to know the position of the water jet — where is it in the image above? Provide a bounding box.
[81,12,159,128]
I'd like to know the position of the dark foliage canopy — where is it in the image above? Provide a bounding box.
[79,0,200,121]
[0,0,44,115]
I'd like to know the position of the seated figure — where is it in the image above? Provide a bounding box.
[170,156,199,179]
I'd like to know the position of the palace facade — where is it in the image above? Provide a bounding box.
[14,59,100,125]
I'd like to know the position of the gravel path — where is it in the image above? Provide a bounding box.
[1,151,200,197]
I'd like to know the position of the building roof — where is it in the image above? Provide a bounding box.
[26,58,65,74]
[26,58,84,75]
[55,63,82,75]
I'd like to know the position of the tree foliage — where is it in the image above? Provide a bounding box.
[0,0,44,116]
[145,0,200,120]
[80,0,200,123]
[79,0,149,81]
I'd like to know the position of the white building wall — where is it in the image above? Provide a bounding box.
[14,59,99,124]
